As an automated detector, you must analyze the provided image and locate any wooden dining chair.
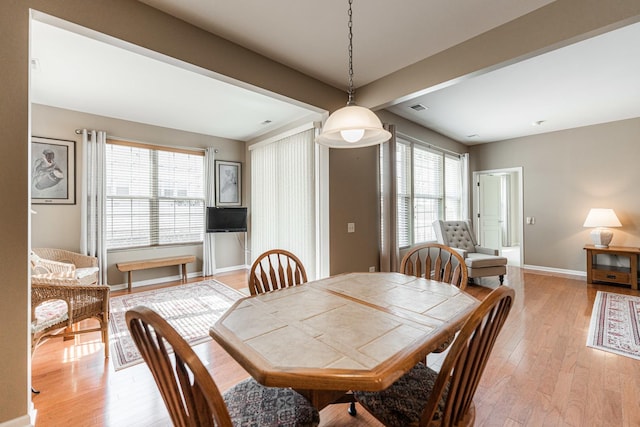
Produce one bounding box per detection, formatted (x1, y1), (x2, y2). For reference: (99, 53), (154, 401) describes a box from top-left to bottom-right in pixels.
(248, 249), (308, 295)
(354, 286), (515, 427)
(400, 243), (468, 290)
(125, 306), (320, 427)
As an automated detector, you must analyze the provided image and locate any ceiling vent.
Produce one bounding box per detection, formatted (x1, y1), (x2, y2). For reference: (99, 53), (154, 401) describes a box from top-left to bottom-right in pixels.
(409, 103), (427, 112)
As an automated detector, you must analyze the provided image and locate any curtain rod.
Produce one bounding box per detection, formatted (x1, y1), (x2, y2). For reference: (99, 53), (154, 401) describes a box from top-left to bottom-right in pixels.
(396, 131), (466, 157)
(74, 129), (215, 153)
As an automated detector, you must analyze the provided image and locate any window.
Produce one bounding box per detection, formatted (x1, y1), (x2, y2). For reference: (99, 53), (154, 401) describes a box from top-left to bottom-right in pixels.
(396, 138), (463, 247)
(105, 140), (204, 249)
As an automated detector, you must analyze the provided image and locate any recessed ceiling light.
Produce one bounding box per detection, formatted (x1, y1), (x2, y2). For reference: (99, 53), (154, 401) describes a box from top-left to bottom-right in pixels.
(466, 134), (479, 138)
(409, 103), (428, 112)
(532, 120), (546, 126)
(261, 120), (272, 125)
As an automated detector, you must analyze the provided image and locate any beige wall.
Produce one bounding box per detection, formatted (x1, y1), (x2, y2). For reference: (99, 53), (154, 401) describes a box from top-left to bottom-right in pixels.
(470, 117), (640, 271)
(4, 0), (640, 423)
(31, 104), (246, 286)
(329, 146), (380, 275)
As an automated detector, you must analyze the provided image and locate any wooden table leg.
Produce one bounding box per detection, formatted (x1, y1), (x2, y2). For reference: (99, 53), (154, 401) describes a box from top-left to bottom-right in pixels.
(631, 253), (638, 290)
(586, 248), (593, 284)
(295, 389), (352, 411)
(181, 263), (187, 281)
(128, 271), (133, 292)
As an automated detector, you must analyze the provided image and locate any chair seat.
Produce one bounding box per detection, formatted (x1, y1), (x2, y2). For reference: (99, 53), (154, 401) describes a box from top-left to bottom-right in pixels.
(465, 253), (508, 268)
(32, 300), (68, 333)
(354, 362), (448, 427)
(224, 378), (320, 427)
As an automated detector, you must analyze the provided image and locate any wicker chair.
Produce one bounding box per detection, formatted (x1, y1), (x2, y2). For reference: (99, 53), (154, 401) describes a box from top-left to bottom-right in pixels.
(248, 249), (308, 295)
(31, 274), (110, 357)
(400, 243), (468, 290)
(126, 306), (320, 426)
(31, 248), (99, 286)
(354, 286), (515, 427)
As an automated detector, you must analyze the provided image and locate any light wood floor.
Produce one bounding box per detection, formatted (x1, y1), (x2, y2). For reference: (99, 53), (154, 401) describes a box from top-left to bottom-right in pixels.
(31, 267), (640, 426)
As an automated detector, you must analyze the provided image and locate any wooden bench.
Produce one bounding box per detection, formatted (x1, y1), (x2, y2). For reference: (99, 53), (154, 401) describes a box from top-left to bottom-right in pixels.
(116, 255), (196, 292)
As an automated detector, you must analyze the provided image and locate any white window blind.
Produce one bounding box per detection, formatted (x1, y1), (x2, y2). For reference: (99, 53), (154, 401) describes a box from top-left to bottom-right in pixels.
(414, 145), (443, 243)
(396, 138), (463, 247)
(251, 129), (316, 279)
(105, 140), (204, 249)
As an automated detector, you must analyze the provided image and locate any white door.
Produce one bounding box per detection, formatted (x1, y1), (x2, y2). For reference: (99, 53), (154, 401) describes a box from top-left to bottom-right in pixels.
(478, 174), (502, 249)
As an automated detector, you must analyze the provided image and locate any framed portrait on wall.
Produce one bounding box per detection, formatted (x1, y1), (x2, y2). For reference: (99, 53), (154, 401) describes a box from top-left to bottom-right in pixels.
(215, 160), (241, 206)
(31, 136), (76, 205)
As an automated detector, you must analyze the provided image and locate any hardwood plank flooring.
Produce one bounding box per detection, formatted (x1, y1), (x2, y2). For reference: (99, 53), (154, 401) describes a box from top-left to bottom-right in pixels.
(31, 267), (640, 426)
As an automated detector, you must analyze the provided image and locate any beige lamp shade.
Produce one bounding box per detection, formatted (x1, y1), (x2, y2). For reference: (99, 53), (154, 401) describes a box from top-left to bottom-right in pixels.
(583, 208), (621, 248)
(315, 105), (391, 148)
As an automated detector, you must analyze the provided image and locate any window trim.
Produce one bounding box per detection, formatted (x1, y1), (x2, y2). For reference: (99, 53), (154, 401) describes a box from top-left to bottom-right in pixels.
(396, 135), (463, 248)
(105, 138), (205, 250)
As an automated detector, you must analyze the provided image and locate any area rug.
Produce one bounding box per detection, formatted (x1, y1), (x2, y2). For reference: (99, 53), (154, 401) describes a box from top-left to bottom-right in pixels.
(109, 280), (244, 370)
(587, 291), (640, 360)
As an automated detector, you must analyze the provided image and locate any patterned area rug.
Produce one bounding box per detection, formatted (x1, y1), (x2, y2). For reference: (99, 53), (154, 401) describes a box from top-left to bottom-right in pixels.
(587, 291), (640, 360)
(109, 279), (244, 370)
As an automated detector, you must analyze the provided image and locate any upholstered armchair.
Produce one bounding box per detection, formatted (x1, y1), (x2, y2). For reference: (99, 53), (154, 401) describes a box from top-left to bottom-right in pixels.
(433, 220), (507, 284)
(31, 248), (99, 286)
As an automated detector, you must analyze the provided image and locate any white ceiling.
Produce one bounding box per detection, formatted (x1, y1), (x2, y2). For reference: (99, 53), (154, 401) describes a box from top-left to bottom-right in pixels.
(30, 19), (321, 142)
(31, 2), (640, 144)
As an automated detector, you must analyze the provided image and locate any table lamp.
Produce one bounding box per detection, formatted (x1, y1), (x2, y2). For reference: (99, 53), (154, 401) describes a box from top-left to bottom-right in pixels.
(583, 208), (622, 248)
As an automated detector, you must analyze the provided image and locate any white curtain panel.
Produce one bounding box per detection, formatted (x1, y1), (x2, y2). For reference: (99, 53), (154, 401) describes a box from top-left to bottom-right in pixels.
(251, 128), (316, 279)
(379, 124), (399, 272)
(461, 153), (470, 221)
(202, 148), (216, 276)
(80, 129), (108, 285)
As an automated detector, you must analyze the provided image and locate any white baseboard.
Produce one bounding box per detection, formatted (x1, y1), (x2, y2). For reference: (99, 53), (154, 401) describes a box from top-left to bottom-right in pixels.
(109, 265), (249, 291)
(522, 264), (586, 280)
(215, 264), (250, 274)
(0, 414), (33, 427)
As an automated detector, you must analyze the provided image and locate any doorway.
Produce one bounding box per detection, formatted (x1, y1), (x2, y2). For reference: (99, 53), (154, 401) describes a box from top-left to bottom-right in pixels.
(472, 167), (523, 266)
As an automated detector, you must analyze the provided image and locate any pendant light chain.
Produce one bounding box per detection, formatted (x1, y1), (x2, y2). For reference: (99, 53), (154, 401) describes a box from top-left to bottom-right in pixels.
(315, 0), (391, 148)
(347, 0), (355, 105)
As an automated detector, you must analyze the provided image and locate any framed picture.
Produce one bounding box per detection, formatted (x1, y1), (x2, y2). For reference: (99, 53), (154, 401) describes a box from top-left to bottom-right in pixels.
(31, 136), (76, 205)
(215, 160), (241, 206)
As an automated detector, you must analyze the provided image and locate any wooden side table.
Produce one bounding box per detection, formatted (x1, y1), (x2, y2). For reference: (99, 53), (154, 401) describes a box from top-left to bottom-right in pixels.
(584, 245), (640, 290)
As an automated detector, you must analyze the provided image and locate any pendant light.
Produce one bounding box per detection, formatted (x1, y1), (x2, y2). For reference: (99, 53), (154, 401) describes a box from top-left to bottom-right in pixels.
(316, 0), (391, 148)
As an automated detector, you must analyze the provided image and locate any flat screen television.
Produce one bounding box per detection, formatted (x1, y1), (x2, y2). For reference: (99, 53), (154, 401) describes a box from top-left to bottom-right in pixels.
(206, 207), (247, 233)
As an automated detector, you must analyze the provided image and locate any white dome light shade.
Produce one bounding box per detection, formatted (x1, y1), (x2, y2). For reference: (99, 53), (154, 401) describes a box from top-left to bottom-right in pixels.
(316, 105), (391, 148)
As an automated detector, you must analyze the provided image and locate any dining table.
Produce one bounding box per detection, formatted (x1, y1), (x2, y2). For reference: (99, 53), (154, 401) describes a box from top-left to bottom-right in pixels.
(209, 271), (479, 410)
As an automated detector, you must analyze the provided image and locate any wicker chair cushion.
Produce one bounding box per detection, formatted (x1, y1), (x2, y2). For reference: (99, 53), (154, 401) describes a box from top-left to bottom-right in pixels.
(354, 362), (449, 427)
(224, 378), (320, 427)
(33, 300), (68, 333)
